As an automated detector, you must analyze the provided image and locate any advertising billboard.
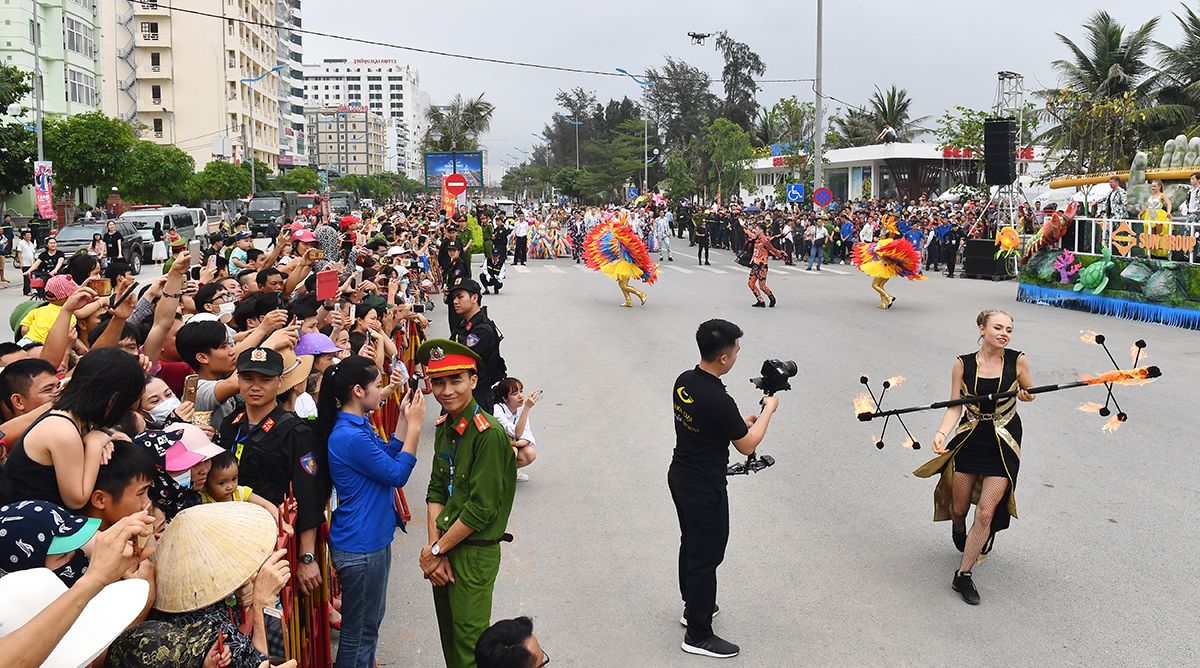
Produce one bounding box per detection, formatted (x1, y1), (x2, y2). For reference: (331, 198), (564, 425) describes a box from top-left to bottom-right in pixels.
(424, 151), (485, 189)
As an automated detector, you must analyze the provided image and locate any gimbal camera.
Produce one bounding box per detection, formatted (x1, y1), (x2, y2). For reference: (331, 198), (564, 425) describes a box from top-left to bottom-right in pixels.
(727, 360), (797, 476)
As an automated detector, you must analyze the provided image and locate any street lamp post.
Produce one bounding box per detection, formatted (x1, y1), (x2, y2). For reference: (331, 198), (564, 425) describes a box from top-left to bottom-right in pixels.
(556, 114), (583, 169)
(30, 4), (42, 162)
(616, 67), (656, 196)
(813, 0), (825, 193)
(240, 64), (284, 194)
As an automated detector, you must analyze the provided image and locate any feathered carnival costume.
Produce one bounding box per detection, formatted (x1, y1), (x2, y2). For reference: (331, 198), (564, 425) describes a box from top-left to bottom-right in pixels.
(583, 211), (659, 307)
(851, 236), (925, 309)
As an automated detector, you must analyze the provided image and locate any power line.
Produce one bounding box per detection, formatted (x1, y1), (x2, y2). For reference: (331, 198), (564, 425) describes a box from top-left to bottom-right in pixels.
(163, 3), (815, 85)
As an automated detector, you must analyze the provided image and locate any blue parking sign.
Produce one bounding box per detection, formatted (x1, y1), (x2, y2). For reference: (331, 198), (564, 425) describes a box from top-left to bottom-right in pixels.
(627, 186), (639, 199)
(786, 183), (805, 202)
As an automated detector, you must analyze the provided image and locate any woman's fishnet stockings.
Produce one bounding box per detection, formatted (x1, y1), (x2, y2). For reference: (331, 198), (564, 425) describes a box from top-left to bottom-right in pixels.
(954, 475), (1009, 572)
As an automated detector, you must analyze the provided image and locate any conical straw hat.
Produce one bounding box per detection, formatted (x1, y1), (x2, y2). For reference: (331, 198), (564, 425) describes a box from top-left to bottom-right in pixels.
(153, 502), (277, 613)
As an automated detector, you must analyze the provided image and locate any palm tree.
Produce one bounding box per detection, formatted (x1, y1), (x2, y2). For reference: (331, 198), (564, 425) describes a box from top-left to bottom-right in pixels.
(827, 107), (877, 148)
(421, 93), (495, 152)
(867, 85), (929, 141)
(1052, 11), (1159, 100)
(752, 107), (780, 147)
(1155, 3), (1200, 135)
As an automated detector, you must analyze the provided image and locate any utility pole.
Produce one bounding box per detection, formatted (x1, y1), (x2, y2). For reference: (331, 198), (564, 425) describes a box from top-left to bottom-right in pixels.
(31, 5), (43, 161)
(812, 0), (825, 194)
(643, 117), (649, 193)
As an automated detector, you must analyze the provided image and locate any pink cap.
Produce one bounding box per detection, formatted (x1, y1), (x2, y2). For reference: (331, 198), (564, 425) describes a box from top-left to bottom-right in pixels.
(163, 440), (206, 472)
(163, 422), (225, 461)
(292, 229), (317, 243)
(45, 275), (80, 300)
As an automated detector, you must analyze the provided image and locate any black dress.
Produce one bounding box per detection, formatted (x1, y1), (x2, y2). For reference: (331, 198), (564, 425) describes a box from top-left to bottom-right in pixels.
(5, 412), (81, 508)
(952, 374), (1023, 478)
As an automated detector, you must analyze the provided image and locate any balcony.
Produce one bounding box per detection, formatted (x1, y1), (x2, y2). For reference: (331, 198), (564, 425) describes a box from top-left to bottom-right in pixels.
(153, 130), (163, 139)
(151, 97), (162, 106)
(134, 1), (169, 15)
(140, 65), (169, 79)
(136, 32), (169, 47)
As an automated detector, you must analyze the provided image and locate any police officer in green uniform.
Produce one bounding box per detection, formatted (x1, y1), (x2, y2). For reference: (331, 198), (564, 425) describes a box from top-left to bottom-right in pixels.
(416, 338), (516, 668)
(218, 347), (331, 595)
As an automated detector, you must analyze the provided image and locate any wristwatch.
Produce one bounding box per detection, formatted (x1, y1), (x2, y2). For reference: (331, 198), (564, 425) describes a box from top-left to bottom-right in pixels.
(299, 552), (316, 564)
(430, 542), (444, 556)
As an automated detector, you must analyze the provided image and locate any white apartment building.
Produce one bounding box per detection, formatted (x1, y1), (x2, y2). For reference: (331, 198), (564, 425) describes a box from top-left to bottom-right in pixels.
(274, 0), (305, 168)
(99, 0), (284, 171)
(301, 58), (425, 178)
(305, 104), (385, 176)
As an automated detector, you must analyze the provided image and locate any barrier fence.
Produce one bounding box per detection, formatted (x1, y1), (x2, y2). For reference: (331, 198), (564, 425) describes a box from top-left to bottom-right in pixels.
(1070, 217), (1200, 263)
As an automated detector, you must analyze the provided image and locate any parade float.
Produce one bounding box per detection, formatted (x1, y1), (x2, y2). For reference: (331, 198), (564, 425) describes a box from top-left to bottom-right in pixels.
(1017, 135), (1200, 330)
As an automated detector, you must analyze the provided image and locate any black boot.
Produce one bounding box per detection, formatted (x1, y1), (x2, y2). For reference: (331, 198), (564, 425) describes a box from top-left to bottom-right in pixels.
(953, 529), (966, 553)
(752, 300), (766, 308)
(952, 570), (980, 605)
(768, 294), (776, 308)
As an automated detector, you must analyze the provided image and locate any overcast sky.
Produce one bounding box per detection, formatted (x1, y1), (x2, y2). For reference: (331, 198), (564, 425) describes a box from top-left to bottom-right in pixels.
(303, 1), (1189, 181)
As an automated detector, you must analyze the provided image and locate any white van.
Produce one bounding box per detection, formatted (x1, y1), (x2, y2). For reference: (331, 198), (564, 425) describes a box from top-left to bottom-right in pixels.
(117, 206), (200, 262)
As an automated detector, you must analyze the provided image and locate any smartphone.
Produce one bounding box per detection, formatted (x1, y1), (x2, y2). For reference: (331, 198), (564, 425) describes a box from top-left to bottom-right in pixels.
(109, 281), (139, 309)
(306, 248), (325, 261)
(207, 254), (217, 269)
(181, 374), (199, 406)
(411, 303), (425, 314)
(85, 276), (112, 297)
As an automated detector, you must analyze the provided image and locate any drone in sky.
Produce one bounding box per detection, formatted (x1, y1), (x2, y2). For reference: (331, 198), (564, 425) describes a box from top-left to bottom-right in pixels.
(688, 32), (712, 45)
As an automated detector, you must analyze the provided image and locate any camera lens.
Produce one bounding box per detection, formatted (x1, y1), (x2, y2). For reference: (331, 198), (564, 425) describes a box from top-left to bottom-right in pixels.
(782, 360), (798, 377)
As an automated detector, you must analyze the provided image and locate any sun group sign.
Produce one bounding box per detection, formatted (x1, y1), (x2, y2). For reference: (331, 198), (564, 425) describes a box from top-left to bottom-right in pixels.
(1110, 221), (1198, 256)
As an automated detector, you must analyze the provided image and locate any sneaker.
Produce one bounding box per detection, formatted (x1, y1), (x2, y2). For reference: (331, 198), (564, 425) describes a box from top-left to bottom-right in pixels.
(805, 266), (812, 271)
(952, 571), (980, 605)
(681, 633), (739, 659)
(668, 257), (674, 262)
(516, 471), (529, 482)
(680, 604), (720, 626)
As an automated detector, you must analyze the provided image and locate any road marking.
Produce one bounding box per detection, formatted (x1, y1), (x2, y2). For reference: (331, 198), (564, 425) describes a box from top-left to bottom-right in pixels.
(769, 268), (790, 276)
(723, 265), (749, 273)
(576, 265), (590, 272)
(514, 266), (531, 274)
(665, 265), (694, 274)
(824, 268), (851, 275)
(547, 265), (564, 274)
(779, 265), (814, 275)
(699, 265), (727, 274)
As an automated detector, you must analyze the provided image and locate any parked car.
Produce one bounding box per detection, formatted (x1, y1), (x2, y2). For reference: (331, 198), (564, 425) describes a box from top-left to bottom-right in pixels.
(117, 206), (198, 263)
(53, 221), (145, 275)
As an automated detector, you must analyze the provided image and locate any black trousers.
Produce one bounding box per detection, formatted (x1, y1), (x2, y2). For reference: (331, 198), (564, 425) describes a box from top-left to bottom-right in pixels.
(473, 385), (496, 414)
(696, 238), (710, 263)
(943, 243), (958, 276)
(514, 236), (528, 264)
(669, 474), (729, 639)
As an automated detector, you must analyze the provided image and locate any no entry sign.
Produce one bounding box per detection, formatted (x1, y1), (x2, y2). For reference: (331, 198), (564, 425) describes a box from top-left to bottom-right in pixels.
(444, 173), (468, 196)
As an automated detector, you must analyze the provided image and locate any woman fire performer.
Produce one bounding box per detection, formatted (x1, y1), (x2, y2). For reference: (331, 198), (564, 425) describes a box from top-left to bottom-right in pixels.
(913, 309), (1035, 606)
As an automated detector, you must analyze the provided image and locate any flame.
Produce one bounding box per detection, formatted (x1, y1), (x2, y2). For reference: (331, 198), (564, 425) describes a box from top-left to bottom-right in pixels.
(1130, 344), (1146, 368)
(1079, 366), (1157, 387)
(1077, 402), (1105, 414)
(854, 393), (876, 416)
(884, 375), (906, 388)
(1101, 414), (1123, 433)
(902, 436), (916, 449)
(1079, 330), (1099, 345)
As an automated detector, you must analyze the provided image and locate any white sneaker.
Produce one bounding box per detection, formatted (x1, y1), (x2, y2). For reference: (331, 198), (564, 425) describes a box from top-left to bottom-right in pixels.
(516, 471), (530, 482)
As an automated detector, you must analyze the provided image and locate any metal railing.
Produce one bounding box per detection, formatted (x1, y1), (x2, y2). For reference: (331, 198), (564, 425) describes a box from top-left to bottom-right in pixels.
(1071, 217), (1199, 265)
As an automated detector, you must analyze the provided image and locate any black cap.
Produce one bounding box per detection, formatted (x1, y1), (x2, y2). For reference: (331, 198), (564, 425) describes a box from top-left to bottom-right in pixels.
(446, 241), (462, 252)
(236, 347), (284, 376)
(448, 277), (481, 296)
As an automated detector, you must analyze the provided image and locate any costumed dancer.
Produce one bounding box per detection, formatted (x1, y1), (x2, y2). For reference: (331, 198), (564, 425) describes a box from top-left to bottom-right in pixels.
(528, 222), (552, 260)
(913, 310), (1035, 606)
(583, 213), (659, 307)
(570, 214), (586, 263)
(746, 225), (784, 308)
(850, 233), (926, 309)
(550, 224), (572, 258)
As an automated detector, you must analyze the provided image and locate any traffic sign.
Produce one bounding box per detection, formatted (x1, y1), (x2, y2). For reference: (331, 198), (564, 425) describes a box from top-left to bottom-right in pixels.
(627, 186), (639, 199)
(813, 187), (833, 207)
(786, 183), (805, 203)
(444, 173), (468, 196)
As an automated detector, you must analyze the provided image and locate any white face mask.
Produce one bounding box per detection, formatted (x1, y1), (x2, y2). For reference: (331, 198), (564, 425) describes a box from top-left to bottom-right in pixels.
(171, 469), (192, 488)
(148, 396), (181, 422)
(219, 302), (236, 317)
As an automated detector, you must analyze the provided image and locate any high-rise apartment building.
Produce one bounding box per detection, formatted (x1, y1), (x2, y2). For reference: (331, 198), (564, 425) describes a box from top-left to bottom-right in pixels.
(0, 0), (103, 118)
(99, 0), (284, 171)
(274, 0), (305, 169)
(304, 104), (385, 176)
(301, 58), (425, 178)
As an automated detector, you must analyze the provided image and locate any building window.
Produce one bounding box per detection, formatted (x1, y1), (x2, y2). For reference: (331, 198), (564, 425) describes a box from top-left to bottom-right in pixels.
(388, 76), (402, 81)
(65, 17), (93, 57)
(150, 51), (160, 67)
(368, 84), (381, 91)
(153, 118), (163, 134)
(150, 84), (161, 102)
(66, 68), (96, 106)
(367, 76), (381, 81)
(390, 93), (402, 100)
(347, 84), (359, 90)
(140, 21), (159, 39)
(69, 0), (94, 9)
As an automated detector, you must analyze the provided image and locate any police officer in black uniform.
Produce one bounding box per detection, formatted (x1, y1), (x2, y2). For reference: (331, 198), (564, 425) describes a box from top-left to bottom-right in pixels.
(218, 347), (330, 595)
(668, 319), (780, 659)
(447, 278), (507, 413)
(442, 241), (470, 332)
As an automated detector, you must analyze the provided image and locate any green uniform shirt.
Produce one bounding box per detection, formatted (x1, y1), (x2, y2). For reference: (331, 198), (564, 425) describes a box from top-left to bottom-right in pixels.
(426, 400), (516, 541)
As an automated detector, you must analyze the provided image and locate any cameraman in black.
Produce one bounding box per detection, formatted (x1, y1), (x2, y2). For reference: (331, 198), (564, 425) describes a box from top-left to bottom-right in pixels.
(669, 319), (780, 659)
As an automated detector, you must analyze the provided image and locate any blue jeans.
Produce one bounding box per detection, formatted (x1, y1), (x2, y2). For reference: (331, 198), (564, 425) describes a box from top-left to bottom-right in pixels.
(332, 545), (391, 668)
(807, 242), (823, 268)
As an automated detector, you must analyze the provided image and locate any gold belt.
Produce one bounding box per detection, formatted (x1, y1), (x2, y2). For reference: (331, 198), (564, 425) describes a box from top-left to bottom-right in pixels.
(967, 411), (999, 421)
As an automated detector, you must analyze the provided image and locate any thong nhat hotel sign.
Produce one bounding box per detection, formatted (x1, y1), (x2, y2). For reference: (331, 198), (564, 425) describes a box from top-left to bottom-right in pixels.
(1110, 221), (1197, 255)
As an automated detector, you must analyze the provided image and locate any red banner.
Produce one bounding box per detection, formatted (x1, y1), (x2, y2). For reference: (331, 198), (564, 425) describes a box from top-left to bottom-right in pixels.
(34, 161), (56, 220)
(441, 175), (457, 218)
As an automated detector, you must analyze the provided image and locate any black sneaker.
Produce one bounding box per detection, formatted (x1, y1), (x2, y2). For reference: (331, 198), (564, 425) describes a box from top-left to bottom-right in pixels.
(680, 604), (720, 626)
(682, 633), (739, 658)
(752, 301), (766, 308)
(952, 571), (980, 605)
